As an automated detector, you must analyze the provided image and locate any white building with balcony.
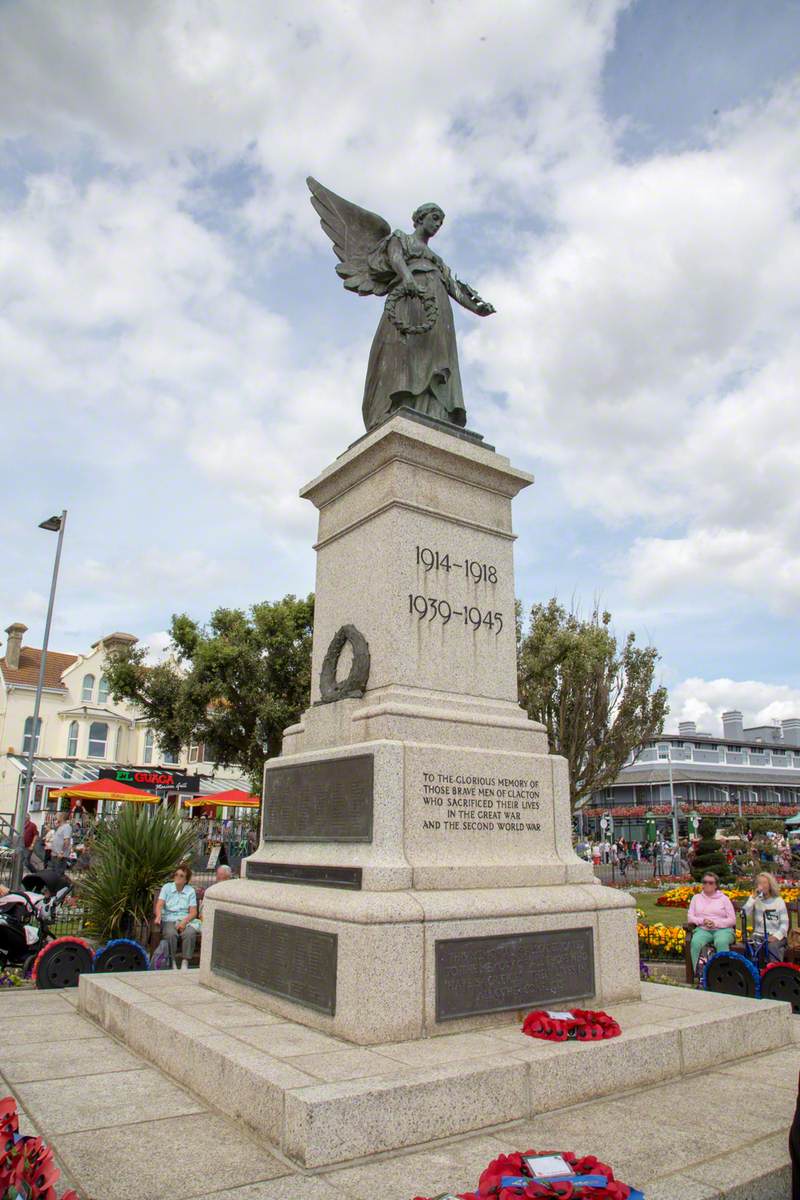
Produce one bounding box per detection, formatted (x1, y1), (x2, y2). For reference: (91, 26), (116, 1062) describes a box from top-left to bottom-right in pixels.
(586, 710), (800, 837)
(0, 622), (246, 825)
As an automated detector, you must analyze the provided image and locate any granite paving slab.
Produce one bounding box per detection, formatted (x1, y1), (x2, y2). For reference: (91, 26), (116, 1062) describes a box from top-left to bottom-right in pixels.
(14, 1067), (206, 1134)
(54, 1113), (290, 1200)
(187, 1182), (338, 1200)
(0, 1011), (107, 1048)
(1, 1035), (142, 1083)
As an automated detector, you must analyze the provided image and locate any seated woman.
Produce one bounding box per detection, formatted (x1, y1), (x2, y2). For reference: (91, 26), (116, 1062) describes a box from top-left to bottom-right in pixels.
(154, 862), (198, 971)
(687, 872), (737, 972)
(743, 871), (789, 962)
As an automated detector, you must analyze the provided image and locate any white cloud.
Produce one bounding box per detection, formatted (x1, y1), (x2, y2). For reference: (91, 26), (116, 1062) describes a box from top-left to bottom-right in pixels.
(466, 81), (800, 612)
(1, 0), (798, 667)
(0, 1), (622, 237)
(668, 677), (800, 734)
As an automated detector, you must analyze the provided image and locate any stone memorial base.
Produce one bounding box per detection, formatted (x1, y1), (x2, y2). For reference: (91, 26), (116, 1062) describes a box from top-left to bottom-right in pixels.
(200, 412), (642, 1043)
(78, 972), (795, 1170)
(199, 875), (637, 1044)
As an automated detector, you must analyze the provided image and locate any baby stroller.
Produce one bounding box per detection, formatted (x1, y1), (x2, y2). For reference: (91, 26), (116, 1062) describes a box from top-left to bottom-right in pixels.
(0, 869), (96, 987)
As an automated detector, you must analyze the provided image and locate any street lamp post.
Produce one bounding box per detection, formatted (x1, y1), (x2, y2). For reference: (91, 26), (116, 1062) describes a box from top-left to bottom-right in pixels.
(11, 511), (67, 889)
(668, 751), (678, 847)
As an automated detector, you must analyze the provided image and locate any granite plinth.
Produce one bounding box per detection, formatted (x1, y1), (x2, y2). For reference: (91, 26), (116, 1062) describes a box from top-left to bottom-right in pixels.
(78, 973), (795, 1171)
(199, 881), (637, 1043)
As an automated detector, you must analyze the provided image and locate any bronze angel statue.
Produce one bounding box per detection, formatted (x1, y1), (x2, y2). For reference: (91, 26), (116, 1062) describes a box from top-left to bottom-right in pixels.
(307, 177), (495, 432)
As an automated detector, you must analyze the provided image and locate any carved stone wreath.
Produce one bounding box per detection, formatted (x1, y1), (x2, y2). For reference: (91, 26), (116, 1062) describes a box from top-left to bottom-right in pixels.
(385, 280), (438, 336)
(318, 624), (371, 703)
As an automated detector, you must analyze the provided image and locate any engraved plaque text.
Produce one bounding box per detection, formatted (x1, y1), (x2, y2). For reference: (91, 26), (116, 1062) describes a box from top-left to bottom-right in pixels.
(211, 910), (337, 1015)
(263, 754), (373, 842)
(435, 927), (594, 1021)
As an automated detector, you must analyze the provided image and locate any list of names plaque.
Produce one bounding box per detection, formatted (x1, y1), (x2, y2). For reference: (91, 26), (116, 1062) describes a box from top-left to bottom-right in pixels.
(263, 753), (374, 842)
(435, 927), (594, 1020)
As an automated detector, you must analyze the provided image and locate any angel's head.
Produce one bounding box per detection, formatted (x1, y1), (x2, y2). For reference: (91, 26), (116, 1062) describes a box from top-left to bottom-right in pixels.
(412, 203), (444, 238)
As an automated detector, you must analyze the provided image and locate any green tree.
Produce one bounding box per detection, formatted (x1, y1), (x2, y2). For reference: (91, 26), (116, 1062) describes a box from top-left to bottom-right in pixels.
(103, 594), (314, 790)
(517, 599), (669, 810)
(691, 816), (731, 882)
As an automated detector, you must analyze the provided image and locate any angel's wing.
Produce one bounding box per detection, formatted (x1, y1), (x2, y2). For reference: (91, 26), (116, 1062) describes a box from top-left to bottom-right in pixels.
(307, 176), (392, 296)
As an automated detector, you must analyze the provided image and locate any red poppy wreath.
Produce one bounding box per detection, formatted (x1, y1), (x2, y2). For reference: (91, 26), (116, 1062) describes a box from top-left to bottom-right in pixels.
(521, 1008), (621, 1042)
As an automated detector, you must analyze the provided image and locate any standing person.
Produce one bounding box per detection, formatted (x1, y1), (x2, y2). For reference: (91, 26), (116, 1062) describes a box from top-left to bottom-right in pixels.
(43, 822), (54, 866)
(154, 863), (198, 970)
(743, 872), (789, 962)
(71, 801), (84, 837)
(687, 872), (737, 970)
(23, 816), (38, 871)
(50, 812), (72, 873)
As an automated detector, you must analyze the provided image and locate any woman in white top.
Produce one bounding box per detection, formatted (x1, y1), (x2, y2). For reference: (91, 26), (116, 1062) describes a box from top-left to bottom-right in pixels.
(743, 871), (789, 962)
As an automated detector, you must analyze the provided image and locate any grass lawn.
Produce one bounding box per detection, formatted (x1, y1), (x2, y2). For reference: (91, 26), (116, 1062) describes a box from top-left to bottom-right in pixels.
(631, 889), (689, 927)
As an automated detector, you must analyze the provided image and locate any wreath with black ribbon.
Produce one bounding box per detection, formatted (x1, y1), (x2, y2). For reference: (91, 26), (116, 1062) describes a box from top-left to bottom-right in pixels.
(521, 1008), (621, 1042)
(385, 279), (438, 336)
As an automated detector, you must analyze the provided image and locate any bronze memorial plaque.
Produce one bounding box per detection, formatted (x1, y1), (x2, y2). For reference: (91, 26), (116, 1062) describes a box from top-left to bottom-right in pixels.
(246, 861), (362, 889)
(211, 910), (337, 1015)
(435, 927), (595, 1021)
(263, 753), (373, 842)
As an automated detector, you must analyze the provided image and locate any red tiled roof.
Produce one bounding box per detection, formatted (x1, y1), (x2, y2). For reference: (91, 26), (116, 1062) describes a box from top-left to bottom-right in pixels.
(0, 647), (78, 689)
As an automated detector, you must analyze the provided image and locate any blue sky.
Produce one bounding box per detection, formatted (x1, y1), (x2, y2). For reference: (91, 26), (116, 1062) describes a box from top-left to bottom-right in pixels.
(1, 0), (799, 733)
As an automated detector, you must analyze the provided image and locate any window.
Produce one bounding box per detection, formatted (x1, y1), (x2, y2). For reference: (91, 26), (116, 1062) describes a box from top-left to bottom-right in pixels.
(161, 744), (179, 765)
(143, 729), (154, 764)
(67, 721), (79, 757)
(188, 742), (200, 763)
(98, 676), (110, 704)
(81, 674), (95, 702)
(88, 721), (108, 758)
(22, 716), (42, 755)
(114, 725), (124, 760)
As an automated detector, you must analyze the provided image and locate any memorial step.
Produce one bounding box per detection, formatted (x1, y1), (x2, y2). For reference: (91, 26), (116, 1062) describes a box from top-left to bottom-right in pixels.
(78, 973), (794, 1170)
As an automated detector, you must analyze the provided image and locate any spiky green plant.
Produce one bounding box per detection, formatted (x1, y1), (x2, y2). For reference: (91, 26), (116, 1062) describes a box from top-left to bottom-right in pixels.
(79, 805), (196, 942)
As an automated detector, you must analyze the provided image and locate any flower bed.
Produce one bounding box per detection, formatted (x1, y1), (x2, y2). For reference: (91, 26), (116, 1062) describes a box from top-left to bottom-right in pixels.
(657, 883), (800, 909)
(637, 922), (686, 960)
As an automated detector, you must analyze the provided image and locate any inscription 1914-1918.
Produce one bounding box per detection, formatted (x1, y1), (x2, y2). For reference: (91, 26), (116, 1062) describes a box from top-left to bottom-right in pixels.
(436, 927), (595, 1021)
(263, 754), (374, 843)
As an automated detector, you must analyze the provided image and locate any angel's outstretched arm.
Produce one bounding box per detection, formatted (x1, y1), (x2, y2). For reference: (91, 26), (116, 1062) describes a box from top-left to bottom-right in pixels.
(444, 268), (496, 316)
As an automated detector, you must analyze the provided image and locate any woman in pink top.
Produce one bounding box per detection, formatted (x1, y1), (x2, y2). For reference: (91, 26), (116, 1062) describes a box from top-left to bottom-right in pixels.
(687, 871), (737, 970)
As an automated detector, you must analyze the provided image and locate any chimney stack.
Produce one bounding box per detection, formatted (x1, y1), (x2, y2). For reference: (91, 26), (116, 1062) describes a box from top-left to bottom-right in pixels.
(722, 710), (744, 740)
(4, 623), (27, 670)
(678, 720), (696, 736)
(782, 718), (800, 747)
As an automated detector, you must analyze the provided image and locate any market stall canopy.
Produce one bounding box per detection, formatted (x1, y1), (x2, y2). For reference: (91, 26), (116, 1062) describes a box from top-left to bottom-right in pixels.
(784, 812), (800, 826)
(183, 788), (260, 809)
(50, 777), (160, 803)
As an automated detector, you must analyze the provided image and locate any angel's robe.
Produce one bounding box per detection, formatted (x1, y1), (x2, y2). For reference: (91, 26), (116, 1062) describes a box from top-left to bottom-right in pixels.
(362, 231), (468, 432)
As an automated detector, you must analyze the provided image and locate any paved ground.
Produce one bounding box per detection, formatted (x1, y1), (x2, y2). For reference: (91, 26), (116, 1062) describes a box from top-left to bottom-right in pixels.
(1, 983), (796, 1199)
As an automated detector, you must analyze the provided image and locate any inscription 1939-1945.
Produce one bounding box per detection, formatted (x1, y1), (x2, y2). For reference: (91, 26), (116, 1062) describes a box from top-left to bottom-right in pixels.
(211, 910), (337, 1015)
(263, 754), (373, 843)
(435, 927), (595, 1021)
